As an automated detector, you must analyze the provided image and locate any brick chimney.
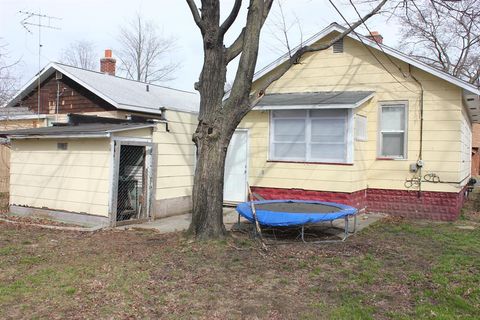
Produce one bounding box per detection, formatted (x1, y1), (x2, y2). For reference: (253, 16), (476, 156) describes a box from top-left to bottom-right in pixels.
(100, 49), (116, 75)
(366, 31), (383, 44)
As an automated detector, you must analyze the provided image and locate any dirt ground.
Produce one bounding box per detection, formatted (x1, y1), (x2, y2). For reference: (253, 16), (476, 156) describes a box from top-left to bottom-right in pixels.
(1, 210), (479, 320)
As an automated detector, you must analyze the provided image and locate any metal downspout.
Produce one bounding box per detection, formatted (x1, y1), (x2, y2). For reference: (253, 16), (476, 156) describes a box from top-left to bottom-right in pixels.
(409, 65), (424, 198)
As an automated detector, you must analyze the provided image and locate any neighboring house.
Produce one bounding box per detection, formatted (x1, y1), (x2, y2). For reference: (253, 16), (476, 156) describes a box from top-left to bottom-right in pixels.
(223, 23), (480, 221)
(0, 51), (198, 226)
(472, 123), (480, 176)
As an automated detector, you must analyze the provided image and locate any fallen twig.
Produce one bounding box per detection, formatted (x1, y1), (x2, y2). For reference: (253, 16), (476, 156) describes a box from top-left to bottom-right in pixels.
(0, 217), (104, 232)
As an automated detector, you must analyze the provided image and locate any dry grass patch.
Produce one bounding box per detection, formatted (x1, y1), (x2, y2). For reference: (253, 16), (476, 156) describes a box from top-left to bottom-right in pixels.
(0, 213), (479, 319)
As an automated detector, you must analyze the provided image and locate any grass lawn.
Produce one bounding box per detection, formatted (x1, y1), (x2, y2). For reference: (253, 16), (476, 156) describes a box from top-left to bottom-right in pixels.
(0, 215), (479, 319)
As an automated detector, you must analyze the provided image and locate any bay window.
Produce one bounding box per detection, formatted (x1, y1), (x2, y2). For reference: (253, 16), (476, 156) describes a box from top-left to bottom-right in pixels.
(270, 109), (352, 163)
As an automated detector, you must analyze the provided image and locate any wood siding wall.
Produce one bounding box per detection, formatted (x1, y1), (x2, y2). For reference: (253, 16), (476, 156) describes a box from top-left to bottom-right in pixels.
(153, 110), (196, 200)
(14, 73), (115, 115)
(9, 139), (111, 217)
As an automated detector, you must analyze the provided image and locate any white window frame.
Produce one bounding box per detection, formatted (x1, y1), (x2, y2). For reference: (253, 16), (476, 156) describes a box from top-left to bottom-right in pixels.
(269, 109), (354, 164)
(378, 101), (408, 159)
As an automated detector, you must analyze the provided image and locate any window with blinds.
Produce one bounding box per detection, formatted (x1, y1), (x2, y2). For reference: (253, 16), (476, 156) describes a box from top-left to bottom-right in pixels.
(270, 109), (350, 163)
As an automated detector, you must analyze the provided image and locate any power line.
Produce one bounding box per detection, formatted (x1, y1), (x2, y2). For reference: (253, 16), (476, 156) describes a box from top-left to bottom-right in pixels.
(19, 10), (61, 117)
(348, 0), (408, 77)
(327, 0), (417, 94)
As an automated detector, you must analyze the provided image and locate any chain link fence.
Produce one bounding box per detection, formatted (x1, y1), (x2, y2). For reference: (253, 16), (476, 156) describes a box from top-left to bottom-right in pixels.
(116, 145), (146, 222)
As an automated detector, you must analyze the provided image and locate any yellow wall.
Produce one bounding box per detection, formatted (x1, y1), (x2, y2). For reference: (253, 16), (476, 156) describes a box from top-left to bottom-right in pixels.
(153, 110), (196, 201)
(9, 138), (111, 216)
(242, 35), (467, 194)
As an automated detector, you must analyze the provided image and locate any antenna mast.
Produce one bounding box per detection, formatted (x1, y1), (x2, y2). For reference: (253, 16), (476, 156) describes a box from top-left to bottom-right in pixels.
(19, 10), (61, 119)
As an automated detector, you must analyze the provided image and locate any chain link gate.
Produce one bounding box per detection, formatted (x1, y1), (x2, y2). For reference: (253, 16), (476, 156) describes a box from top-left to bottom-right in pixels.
(111, 140), (154, 226)
(117, 145), (145, 221)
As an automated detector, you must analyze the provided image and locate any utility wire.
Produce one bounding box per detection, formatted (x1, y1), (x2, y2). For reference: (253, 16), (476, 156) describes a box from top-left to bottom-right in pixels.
(348, 0), (409, 77)
(327, 0), (418, 94)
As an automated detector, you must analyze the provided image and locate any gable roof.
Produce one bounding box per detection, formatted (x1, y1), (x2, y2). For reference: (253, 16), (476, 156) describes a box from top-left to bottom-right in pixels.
(5, 62), (199, 115)
(254, 23), (480, 96)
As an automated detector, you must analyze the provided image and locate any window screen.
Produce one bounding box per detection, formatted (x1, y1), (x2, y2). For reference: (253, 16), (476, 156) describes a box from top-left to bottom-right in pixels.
(271, 109), (349, 163)
(355, 115), (367, 141)
(379, 103), (407, 158)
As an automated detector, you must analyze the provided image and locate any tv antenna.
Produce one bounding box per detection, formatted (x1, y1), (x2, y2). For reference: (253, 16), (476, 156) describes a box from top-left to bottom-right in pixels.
(19, 10), (61, 117)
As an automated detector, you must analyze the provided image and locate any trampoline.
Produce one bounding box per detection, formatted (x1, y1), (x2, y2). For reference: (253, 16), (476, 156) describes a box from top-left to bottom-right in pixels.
(236, 200), (358, 243)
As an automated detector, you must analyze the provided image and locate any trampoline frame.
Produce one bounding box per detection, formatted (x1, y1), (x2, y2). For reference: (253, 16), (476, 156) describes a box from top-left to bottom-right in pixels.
(235, 200), (358, 244)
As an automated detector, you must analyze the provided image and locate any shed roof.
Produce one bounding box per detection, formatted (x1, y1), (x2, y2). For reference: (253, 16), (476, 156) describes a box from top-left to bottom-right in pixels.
(255, 91), (375, 110)
(4, 62), (199, 115)
(0, 122), (155, 139)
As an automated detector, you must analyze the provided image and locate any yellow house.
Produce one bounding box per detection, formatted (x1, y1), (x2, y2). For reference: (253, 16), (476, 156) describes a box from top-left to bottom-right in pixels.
(223, 23), (480, 221)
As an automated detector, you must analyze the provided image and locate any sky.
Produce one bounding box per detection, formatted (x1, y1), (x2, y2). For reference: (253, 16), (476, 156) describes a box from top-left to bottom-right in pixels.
(0, 0), (401, 92)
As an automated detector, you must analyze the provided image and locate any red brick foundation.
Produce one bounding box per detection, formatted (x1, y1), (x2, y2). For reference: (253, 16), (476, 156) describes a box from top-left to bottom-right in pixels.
(251, 186), (467, 221)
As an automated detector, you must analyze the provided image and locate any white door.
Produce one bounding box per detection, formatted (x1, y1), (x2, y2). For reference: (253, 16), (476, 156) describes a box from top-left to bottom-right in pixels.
(224, 130), (248, 202)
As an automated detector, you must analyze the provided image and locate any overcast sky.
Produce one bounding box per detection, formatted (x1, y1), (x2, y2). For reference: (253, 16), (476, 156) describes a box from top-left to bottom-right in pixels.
(0, 0), (400, 92)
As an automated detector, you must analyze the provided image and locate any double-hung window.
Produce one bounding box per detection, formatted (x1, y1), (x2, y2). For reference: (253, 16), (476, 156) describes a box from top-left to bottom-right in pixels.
(270, 109), (351, 163)
(379, 102), (407, 159)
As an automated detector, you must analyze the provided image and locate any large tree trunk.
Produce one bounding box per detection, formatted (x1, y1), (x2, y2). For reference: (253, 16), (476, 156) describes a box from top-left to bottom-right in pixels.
(189, 132), (229, 238)
(187, 1), (231, 239)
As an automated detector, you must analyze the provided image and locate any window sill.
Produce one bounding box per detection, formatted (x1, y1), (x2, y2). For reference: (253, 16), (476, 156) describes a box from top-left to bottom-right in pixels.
(267, 160), (354, 166)
(376, 157), (407, 161)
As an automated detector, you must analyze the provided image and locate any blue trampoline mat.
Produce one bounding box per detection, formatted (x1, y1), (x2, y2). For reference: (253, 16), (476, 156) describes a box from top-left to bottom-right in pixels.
(236, 200), (358, 227)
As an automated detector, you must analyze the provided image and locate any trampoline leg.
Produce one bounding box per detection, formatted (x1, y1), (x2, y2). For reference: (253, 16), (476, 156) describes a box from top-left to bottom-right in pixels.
(351, 215), (357, 234)
(342, 216), (349, 241)
(301, 226), (306, 243)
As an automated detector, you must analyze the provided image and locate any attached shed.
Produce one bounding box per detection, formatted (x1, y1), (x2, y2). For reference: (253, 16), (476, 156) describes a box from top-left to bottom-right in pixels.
(4, 122), (157, 226)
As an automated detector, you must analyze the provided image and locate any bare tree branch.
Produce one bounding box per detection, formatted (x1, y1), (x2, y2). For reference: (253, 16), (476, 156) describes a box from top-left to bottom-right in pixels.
(226, 0), (273, 63)
(60, 40), (97, 70)
(219, 0), (242, 36)
(392, 0), (480, 85)
(116, 13), (180, 83)
(0, 39), (21, 106)
(265, 0), (299, 57)
(186, 0), (205, 31)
